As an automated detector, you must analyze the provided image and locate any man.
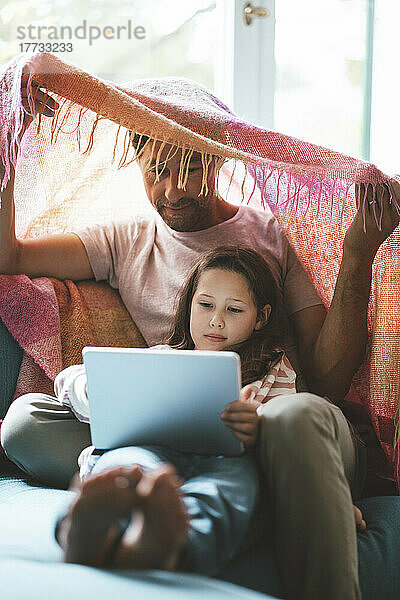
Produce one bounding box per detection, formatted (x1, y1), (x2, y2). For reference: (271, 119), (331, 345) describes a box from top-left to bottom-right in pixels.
(1, 81), (399, 599)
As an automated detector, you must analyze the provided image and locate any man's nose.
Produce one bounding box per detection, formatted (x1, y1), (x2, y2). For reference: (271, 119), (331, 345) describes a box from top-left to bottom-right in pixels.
(164, 169), (183, 203)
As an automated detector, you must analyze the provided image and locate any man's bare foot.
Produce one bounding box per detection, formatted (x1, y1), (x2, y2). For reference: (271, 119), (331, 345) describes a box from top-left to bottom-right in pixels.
(57, 464), (188, 571)
(114, 465), (189, 571)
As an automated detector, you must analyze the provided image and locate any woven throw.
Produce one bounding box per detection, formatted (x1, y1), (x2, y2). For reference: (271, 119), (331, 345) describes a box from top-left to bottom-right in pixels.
(0, 274), (145, 399)
(0, 51), (399, 482)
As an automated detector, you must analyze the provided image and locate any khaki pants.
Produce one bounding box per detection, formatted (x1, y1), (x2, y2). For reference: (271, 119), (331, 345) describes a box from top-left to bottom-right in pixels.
(1, 391), (365, 599)
(258, 393), (366, 600)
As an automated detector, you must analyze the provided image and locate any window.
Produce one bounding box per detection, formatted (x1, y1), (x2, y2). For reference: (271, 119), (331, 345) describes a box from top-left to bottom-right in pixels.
(1, 0), (398, 173)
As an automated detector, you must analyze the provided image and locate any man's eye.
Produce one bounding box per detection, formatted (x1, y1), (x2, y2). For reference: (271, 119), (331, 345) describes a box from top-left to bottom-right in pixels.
(149, 165), (169, 176)
(228, 307), (243, 313)
(188, 166), (201, 173)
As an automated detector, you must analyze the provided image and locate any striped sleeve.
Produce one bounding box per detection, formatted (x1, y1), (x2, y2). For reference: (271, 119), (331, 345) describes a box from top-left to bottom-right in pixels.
(251, 354), (297, 405)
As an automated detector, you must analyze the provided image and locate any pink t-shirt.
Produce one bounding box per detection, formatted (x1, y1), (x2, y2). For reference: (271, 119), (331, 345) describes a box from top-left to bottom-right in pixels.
(74, 204), (322, 388)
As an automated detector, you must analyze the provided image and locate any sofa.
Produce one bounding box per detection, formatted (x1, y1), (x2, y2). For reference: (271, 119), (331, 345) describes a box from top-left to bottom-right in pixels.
(1, 317), (400, 600)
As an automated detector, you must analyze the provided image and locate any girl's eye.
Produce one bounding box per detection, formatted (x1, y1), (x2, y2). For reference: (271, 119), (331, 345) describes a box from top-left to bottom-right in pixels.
(228, 307), (243, 313)
(199, 302), (212, 308)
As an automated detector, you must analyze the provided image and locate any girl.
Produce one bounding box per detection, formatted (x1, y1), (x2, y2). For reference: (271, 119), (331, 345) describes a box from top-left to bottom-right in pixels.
(55, 246), (297, 574)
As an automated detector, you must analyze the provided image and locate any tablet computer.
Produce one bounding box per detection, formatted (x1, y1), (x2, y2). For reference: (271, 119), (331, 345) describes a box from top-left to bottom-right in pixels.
(82, 346), (244, 456)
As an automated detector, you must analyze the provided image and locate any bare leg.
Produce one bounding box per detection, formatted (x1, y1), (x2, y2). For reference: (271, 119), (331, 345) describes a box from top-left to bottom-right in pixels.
(57, 464), (188, 570)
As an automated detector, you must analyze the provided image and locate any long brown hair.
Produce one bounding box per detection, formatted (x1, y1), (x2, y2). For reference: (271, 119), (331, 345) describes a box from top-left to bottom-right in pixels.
(164, 246), (285, 385)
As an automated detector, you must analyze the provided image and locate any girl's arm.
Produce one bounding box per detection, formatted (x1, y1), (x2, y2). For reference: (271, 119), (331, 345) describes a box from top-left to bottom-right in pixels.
(54, 364), (90, 423)
(259, 354), (297, 402)
(221, 354), (297, 447)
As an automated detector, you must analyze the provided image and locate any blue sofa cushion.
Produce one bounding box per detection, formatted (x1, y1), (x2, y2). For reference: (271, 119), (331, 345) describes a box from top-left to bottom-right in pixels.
(0, 473), (276, 600)
(1, 468), (400, 600)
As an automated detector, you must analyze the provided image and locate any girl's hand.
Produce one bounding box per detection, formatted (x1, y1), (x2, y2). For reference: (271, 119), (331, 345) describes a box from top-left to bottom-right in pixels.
(221, 385), (261, 448)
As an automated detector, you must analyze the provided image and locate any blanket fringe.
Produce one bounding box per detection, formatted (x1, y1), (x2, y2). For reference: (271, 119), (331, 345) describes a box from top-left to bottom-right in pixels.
(0, 74), (342, 213)
(4, 73), (400, 230)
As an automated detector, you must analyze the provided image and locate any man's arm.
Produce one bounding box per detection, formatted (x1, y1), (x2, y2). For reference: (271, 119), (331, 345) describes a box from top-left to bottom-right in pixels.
(0, 80), (94, 281)
(291, 182), (400, 402)
(0, 155), (94, 281)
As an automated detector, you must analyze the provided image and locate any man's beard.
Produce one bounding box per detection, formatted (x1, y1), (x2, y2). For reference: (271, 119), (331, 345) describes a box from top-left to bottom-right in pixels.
(156, 197), (213, 232)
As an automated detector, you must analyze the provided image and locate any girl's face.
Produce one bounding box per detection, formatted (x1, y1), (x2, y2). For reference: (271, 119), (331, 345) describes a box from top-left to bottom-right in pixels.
(190, 268), (271, 351)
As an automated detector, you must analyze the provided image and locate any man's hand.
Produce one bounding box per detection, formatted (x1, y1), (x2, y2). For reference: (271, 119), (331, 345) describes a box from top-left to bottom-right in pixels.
(221, 384), (261, 448)
(344, 181), (400, 262)
(1, 72), (58, 182)
(354, 504), (366, 532)
(19, 70), (58, 141)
